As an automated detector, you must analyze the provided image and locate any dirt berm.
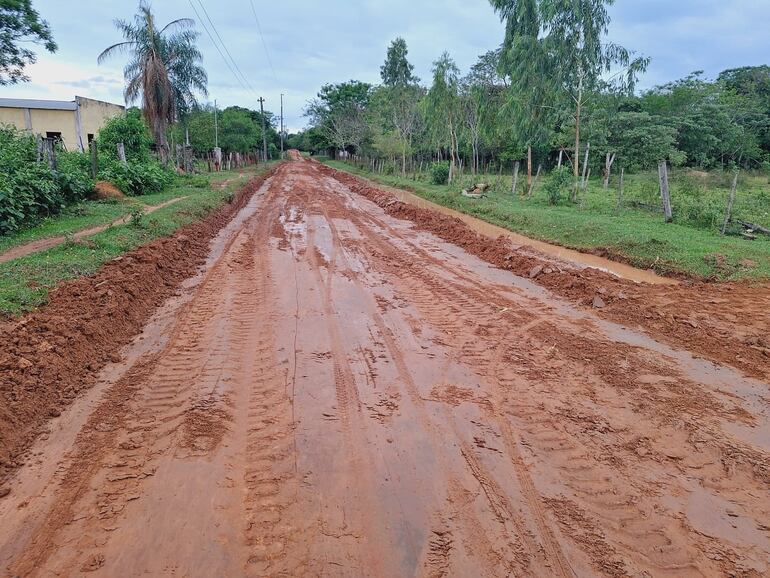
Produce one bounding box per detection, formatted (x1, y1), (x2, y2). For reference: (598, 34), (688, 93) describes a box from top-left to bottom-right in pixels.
(315, 161), (770, 383)
(0, 168), (278, 481)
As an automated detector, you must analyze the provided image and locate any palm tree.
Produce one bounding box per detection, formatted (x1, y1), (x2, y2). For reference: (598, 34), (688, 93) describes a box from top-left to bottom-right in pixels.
(98, 2), (207, 163)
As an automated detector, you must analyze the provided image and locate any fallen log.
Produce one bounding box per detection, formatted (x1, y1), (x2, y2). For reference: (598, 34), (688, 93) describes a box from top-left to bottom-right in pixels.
(738, 220), (770, 236)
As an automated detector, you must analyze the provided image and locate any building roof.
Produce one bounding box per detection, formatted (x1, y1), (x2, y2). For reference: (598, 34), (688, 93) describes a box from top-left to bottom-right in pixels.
(0, 98), (78, 111)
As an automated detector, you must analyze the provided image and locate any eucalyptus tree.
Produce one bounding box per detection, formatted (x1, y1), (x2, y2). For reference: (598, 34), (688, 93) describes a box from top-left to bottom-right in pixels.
(0, 0), (56, 85)
(490, 0), (557, 187)
(541, 0), (648, 198)
(98, 1), (207, 163)
(425, 52), (462, 183)
(377, 38), (422, 176)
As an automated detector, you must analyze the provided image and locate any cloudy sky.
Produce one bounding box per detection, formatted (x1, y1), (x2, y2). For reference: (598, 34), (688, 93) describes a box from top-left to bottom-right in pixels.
(2, 0), (769, 131)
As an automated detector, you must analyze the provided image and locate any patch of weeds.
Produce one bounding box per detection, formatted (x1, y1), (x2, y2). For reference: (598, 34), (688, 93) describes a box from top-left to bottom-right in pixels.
(129, 204), (145, 228)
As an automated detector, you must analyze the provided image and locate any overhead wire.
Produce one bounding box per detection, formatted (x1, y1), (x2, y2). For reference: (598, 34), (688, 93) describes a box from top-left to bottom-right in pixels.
(187, 0), (258, 100)
(195, 0), (259, 96)
(249, 0), (278, 84)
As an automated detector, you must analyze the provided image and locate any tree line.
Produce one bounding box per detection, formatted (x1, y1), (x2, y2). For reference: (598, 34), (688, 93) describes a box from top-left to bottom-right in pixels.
(296, 0), (770, 197)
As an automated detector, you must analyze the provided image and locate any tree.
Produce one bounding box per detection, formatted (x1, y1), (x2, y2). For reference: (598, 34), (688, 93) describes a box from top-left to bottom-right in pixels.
(98, 1), (207, 163)
(491, 0), (557, 186)
(305, 80), (372, 156)
(425, 52), (461, 183)
(542, 0), (648, 198)
(375, 38), (423, 176)
(0, 0), (56, 85)
(380, 37), (419, 87)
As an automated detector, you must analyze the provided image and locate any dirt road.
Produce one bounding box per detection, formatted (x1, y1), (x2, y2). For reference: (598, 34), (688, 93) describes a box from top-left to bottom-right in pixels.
(1, 157), (769, 577)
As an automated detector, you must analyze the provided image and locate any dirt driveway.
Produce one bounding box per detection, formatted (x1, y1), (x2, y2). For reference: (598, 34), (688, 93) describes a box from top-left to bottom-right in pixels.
(1, 157), (768, 577)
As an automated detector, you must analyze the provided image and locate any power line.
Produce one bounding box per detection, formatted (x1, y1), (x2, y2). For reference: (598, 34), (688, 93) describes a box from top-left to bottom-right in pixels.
(187, 0), (256, 99)
(249, 0), (278, 84)
(195, 0), (258, 96)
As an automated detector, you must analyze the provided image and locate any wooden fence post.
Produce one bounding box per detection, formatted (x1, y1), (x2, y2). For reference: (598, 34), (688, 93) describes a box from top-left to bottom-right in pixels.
(89, 140), (98, 178)
(721, 170), (739, 235)
(527, 164), (542, 198)
(512, 160), (520, 196)
(117, 142), (127, 166)
(658, 161), (673, 222)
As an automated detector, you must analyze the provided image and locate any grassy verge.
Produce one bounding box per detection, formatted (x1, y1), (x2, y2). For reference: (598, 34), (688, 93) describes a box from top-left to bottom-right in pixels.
(324, 160), (770, 281)
(0, 167), (256, 254)
(0, 163), (276, 315)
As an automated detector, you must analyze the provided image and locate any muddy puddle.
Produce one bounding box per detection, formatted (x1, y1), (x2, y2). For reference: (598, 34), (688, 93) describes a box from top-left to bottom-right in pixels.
(384, 184), (677, 285)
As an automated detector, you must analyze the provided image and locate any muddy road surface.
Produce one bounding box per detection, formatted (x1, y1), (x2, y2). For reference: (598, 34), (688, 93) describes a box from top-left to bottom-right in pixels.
(1, 157), (769, 577)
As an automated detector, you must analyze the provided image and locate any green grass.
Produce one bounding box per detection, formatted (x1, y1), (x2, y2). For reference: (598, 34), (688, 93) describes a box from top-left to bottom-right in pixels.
(325, 160), (770, 281)
(0, 167), (259, 254)
(0, 163), (276, 315)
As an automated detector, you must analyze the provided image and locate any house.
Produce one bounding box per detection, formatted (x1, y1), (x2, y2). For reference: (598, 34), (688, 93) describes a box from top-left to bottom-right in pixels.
(0, 96), (124, 152)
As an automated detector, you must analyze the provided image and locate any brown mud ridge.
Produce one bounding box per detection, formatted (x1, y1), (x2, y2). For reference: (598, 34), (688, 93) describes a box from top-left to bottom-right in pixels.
(0, 168), (276, 479)
(317, 161), (770, 383)
(0, 155), (769, 577)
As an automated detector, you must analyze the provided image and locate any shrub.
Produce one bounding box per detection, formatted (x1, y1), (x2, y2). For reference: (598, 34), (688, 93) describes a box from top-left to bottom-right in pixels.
(99, 161), (175, 196)
(0, 126), (92, 234)
(430, 161), (450, 185)
(97, 108), (152, 162)
(543, 167), (572, 205)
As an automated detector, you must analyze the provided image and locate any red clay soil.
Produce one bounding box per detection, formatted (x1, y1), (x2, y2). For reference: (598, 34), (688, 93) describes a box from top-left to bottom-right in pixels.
(92, 180), (125, 200)
(0, 168), (277, 481)
(0, 156), (767, 576)
(315, 161), (770, 382)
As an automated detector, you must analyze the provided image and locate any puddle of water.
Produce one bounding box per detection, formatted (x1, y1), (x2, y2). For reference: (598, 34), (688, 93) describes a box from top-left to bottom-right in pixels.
(385, 185), (677, 285)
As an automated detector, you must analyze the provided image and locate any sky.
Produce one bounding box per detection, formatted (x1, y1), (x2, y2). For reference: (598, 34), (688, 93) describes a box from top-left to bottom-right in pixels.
(2, 0), (769, 132)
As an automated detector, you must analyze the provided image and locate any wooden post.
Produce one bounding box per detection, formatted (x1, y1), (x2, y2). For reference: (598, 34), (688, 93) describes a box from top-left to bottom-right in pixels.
(89, 140), (98, 178)
(581, 141), (591, 189)
(527, 164), (542, 198)
(658, 161), (673, 223)
(721, 170), (739, 235)
(512, 160), (520, 196)
(117, 142), (127, 166)
(603, 152), (615, 189)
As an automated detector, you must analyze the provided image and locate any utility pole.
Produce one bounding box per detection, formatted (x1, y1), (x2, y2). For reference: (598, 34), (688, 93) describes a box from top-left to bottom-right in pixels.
(258, 97), (268, 161)
(280, 93), (284, 158)
(214, 99), (218, 148)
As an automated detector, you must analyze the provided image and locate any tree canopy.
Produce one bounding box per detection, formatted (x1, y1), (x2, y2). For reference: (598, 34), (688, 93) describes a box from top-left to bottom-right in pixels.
(0, 0), (56, 85)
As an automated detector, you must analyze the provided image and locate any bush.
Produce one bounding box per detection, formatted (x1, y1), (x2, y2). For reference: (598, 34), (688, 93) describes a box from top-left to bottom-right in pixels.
(0, 126), (92, 234)
(543, 167), (572, 205)
(97, 108), (152, 163)
(430, 161), (450, 185)
(56, 150), (94, 202)
(99, 161), (175, 196)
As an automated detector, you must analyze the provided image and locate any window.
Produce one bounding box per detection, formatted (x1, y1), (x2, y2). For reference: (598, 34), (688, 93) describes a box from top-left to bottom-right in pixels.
(46, 131), (62, 142)
(87, 133), (94, 144)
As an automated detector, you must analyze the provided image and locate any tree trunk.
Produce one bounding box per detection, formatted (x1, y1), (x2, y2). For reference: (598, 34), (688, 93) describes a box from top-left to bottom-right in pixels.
(558, 149), (563, 168)
(616, 167), (625, 211)
(572, 73), (584, 200)
(581, 141), (591, 190)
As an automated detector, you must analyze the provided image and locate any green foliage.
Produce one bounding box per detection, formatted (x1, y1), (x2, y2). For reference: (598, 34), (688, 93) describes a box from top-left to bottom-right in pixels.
(98, 1), (207, 162)
(0, 0), (57, 85)
(543, 166), (571, 205)
(380, 37), (419, 86)
(430, 161), (450, 185)
(99, 161), (175, 196)
(97, 108), (152, 162)
(0, 126), (93, 234)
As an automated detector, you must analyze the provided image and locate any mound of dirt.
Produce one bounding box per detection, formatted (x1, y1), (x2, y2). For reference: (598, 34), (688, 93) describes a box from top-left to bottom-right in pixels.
(92, 180), (126, 200)
(314, 161), (770, 382)
(0, 168), (277, 481)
